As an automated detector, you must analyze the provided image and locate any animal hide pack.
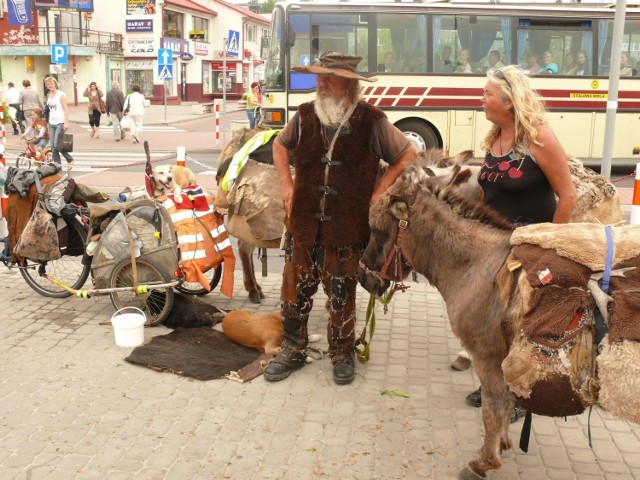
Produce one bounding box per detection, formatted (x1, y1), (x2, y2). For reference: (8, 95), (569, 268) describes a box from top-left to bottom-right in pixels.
(502, 223), (640, 423)
(225, 159), (286, 249)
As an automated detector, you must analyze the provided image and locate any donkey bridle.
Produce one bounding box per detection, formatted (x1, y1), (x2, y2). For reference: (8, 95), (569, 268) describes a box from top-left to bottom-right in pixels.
(359, 218), (411, 283)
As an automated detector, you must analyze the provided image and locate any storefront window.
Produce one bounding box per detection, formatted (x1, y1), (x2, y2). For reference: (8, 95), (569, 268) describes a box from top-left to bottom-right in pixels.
(163, 10), (184, 38)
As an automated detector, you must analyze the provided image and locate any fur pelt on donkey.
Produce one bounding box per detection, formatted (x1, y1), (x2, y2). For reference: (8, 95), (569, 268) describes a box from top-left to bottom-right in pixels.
(357, 156), (635, 479)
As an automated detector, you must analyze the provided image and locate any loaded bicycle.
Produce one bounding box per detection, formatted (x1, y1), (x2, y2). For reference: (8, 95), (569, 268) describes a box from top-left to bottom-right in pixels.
(1, 143), (226, 326)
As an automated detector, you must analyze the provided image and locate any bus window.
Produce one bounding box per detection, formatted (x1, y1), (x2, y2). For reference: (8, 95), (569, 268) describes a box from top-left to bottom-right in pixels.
(377, 13), (427, 73)
(264, 6), (284, 89)
(516, 18), (593, 76)
(433, 15), (507, 74)
(599, 18), (640, 76)
(288, 13), (370, 89)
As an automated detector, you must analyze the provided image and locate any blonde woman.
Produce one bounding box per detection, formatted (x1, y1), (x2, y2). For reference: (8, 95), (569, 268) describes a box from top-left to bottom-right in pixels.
(46, 76), (74, 170)
(461, 66), (577, 411)
(83, 81), (104, 138)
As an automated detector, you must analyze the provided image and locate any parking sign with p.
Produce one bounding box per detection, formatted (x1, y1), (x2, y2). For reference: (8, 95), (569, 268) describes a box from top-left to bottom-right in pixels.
(51, 44), (68, 64)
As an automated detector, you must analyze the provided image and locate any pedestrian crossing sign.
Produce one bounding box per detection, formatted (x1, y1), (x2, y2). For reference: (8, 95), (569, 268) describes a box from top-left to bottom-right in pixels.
(158, 64), (173, 80)
(227, 30), (239, 57)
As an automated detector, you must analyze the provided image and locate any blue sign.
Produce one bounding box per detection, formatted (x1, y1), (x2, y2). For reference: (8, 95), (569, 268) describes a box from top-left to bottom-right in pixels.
(158, 48), (172, 66)
(126, 19), (153, 32)
(227, 30), (239, 57)
(51, 44), (68, 64)
(179, 52), (194, 61)
(299, 54), (311, 66)
(158, 64), (173, 80)
(8, 0), (32, 26)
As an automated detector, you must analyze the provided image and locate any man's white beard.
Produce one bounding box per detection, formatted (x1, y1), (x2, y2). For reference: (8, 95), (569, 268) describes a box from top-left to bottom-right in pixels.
(315, 94), (347, 128)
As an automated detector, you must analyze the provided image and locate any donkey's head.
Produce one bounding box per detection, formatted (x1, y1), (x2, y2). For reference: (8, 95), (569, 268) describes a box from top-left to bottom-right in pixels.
(358, 161), (476, 296)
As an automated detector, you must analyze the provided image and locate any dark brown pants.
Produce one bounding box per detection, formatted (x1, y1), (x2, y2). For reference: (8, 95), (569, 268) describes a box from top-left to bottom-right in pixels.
(280, 234), (363, 359)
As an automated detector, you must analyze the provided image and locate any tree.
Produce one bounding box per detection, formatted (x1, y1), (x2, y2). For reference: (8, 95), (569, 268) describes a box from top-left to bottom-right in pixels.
(261, 0), (276, 13)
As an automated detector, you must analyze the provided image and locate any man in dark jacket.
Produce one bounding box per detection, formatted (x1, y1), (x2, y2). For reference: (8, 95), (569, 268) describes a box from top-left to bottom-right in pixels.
(265, 51), (415, 385)
(105, 81), (126, 141)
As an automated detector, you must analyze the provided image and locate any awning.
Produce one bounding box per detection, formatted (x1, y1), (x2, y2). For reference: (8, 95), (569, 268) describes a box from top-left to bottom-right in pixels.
(165, 0), (217, 16)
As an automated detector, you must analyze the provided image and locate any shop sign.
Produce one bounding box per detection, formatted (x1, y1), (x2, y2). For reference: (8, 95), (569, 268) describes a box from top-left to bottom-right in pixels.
(127, 38), (156, 55)
(125, 60), (154, 69)
(195, 42), (209, 56)
(126, 19), (153, 32)
(161, 37), (189, 54)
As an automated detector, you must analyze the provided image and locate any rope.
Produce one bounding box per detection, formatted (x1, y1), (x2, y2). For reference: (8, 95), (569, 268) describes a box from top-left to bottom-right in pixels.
(611, 170), (636, 183)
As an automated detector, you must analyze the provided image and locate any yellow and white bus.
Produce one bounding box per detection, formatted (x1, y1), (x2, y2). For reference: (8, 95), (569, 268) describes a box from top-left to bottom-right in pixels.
(261, 1), (640, 160)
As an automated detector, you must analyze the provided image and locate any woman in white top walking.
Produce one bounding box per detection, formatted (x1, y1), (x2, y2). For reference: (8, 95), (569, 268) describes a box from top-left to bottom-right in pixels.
(46, 76), (74, 170)
(123, 83), (145, 144)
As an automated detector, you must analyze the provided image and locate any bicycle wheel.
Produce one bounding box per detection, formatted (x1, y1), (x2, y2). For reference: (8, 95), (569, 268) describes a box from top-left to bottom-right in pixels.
(109, 256), (175, 326)
(175, 264), (223, 296)
(19, 215), (91, 298)
(16, 153), (31, 169)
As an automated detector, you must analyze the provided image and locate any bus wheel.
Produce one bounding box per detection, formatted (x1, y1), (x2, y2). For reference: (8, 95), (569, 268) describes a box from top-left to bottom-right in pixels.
(398, 121), (438, 152)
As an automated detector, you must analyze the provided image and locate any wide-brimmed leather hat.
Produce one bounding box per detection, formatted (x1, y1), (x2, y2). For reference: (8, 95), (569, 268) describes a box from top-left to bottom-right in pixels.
(292, 50), (377, 82)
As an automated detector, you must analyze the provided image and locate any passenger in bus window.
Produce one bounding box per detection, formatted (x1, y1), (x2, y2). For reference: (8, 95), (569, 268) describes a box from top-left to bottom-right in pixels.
(525, 53), (540, 74)
(537, 51), (558, 75)
(455, 48), (472, 73)
(483, 50), (505, 73)
(561, 53), (578, 75)
(575, 50), (588, 76)
(442, 46), (455, 72)
(382, 51), (400, 72)
(620, 52), (637, 77)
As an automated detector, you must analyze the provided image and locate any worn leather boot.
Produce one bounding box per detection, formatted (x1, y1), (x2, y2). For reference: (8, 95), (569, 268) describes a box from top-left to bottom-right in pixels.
(263, 348), (306, 382)
(332, 354), (355, 385)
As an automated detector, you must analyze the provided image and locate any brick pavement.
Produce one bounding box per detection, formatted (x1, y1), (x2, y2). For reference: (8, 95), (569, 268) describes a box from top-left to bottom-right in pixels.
(1, 262), (639, 479)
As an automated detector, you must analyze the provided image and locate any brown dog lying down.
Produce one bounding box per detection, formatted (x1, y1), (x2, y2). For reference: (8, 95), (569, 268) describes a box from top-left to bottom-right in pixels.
(222, 310), (321, 356)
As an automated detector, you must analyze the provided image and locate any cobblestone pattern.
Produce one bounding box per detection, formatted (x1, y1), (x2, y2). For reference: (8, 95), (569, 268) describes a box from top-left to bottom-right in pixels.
(0, 265), (639, 480)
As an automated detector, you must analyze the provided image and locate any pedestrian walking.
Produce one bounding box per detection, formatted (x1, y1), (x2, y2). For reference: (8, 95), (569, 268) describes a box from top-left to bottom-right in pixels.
(46, 76), (74, 170)
(123, 84), (145, 144)
(245, 81), (262, 128)
(105, 81), (126, 142)
(3, 82), (23, 135)
(83, 81), (104, 138)
(18, 79), (44, 130)
(264, 51), (414, 385)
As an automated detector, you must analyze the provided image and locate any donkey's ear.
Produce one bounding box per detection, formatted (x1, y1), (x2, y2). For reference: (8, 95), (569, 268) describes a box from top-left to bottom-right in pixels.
(389, 197), (409, 221)
(444, 164), (472, 188)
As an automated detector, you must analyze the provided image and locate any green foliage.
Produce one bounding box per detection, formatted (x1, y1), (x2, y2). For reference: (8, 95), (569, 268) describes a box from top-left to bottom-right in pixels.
(261, 0), (276, 13)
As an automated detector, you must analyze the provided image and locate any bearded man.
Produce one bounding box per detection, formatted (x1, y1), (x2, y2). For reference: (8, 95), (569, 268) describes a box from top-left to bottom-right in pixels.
(265, 51), (415, 385)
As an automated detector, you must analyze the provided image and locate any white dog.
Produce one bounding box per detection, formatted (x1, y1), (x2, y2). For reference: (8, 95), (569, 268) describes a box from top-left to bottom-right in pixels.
(152, 165), (197, 204)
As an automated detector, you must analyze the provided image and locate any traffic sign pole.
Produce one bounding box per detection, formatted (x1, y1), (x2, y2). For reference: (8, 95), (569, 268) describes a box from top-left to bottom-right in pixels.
(222, 37), (227, 146)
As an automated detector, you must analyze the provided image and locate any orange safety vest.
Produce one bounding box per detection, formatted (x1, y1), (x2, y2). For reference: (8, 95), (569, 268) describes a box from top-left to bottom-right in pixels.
(161, 191), (236, 297)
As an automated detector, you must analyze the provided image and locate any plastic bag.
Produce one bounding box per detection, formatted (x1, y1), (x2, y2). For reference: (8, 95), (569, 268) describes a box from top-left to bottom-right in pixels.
(100, 212), (141, 259)
(120, 116), (131, 132)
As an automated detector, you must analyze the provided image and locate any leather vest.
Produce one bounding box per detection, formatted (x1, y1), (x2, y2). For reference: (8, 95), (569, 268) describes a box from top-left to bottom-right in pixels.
(289, 100), (385, 246)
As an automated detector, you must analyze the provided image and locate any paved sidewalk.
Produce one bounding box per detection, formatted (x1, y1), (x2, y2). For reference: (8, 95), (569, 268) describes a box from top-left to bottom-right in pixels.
(1, 262), (639, 479)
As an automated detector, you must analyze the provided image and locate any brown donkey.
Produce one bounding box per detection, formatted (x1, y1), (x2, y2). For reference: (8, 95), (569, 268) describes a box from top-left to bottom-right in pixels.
(359, 162), (526, 479)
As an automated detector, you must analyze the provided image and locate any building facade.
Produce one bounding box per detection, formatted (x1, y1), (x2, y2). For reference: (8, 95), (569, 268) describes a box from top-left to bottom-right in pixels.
(0, 0), (269, 105)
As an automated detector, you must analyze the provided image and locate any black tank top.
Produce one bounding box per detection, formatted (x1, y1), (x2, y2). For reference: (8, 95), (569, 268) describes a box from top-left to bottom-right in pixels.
(477, 150), (556, 225)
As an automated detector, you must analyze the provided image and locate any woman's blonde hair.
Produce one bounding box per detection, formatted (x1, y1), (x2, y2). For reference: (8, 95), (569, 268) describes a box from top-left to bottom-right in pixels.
(481, 65), (547, 158)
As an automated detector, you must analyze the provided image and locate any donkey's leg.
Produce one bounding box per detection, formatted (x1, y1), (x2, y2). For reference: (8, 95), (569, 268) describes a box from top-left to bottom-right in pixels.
(238, 240), (263, 303)
(461, 360), (513, 479)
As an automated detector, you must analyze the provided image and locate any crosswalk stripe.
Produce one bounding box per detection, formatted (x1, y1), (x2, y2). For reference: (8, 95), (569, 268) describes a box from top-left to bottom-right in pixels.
(79, 125), (185, 132)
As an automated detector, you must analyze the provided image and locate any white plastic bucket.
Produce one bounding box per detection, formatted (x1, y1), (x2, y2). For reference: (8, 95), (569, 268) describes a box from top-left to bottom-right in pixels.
(111, 307), (146, 347)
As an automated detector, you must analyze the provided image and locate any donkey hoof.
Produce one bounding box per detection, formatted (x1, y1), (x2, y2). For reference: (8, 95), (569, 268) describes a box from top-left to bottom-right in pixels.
(259, 290), (266, 299)
(459, 466), (486, 480)
(248, 291), (263, 304)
